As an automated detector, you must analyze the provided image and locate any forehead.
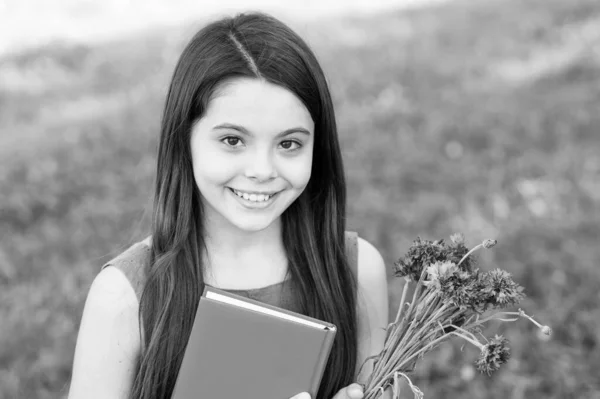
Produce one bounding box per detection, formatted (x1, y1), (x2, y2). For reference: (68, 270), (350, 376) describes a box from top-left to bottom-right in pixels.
(202, 78), (314, 132)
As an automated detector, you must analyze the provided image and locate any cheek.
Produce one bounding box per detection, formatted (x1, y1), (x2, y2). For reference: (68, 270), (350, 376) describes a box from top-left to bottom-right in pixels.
(190, 141), (235, 185)
(282, 152), (313, 188)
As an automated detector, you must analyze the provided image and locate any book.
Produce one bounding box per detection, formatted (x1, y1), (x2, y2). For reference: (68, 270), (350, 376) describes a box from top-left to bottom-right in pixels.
(171, 285), (338, 399)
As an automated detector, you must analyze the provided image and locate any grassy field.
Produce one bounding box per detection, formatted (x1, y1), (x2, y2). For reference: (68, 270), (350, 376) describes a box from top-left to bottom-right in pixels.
(1, 0), (599, 397)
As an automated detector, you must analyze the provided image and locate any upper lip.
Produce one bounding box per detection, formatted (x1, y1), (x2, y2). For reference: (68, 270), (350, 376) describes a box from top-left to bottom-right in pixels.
(230, 188), (280, 195)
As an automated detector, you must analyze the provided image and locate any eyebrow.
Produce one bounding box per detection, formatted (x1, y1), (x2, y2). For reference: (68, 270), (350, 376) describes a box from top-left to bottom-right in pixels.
(212, 123), (311, 137)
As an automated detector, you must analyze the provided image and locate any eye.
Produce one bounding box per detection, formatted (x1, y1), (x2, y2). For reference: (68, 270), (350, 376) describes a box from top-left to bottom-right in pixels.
(280, 140), (302, 151)
(221, 136), (244, 148)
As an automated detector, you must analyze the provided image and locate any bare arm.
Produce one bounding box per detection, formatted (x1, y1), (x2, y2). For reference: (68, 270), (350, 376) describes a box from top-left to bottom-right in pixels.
(68, 267), (141, 399)
(355, 237), (393, 399)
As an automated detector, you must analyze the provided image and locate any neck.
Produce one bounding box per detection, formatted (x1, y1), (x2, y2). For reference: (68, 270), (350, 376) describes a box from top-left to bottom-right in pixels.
(201, 214), (287, 280)
(204, 221), (284, 256)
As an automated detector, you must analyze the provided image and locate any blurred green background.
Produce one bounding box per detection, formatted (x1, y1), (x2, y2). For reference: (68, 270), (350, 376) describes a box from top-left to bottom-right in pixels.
(1, 0), (599, 397)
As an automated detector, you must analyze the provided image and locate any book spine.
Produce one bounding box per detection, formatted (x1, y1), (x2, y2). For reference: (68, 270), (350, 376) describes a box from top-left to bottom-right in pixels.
(310, 330), (335, 396)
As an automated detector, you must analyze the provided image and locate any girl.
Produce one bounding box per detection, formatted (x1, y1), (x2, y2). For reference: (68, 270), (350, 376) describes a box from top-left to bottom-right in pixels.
(68, 12), (389, 399)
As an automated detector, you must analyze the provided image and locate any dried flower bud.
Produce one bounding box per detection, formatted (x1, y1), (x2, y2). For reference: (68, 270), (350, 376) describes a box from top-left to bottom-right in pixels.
(450, 233), (466, 245)
(541, 325), (552, 336)
(482, 239), (497, 249)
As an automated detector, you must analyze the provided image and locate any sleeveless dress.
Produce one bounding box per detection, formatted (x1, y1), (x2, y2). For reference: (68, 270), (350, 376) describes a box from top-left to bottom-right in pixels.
(101, 231), (359, 314)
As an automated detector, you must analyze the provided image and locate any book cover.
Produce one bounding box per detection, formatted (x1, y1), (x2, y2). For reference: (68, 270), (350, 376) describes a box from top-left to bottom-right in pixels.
(171, 285), (337, 399)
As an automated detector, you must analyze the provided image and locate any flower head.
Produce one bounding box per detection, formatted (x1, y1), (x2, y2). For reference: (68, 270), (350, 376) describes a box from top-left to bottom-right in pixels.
(394, 237), (447, 281)
(437, 268), (481, 309)
(395, 234), (480, 281)
(475, 335), (511, 376)
(480, 269), (525, 309)
(424, 260), (458, 290)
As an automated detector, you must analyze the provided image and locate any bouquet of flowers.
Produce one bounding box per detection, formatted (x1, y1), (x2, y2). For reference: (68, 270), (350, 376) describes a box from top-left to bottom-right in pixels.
(357, 233), (551, 399)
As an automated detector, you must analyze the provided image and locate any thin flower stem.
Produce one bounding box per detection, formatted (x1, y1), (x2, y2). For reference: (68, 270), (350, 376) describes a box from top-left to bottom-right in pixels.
(457, 243), (482, 267)
(391, 311), (471, 371)
(397, 297), (446, 356)
(364, 379), (393, 399)
(394, 331), (462, 372)
(408, 286), (437, 325)
(382, 304), (424, 370)
(401, 300), (453, 351)
(471, 311), (528, 327)
(403, 271), (427, 318)
(397, 308), (460, 364)
(362, 297), (426, 385)
(371, 307), (537, 396)
(370, 370), (401, 396)
(366, 328), (406, 389)
(368, 305), (457, 393)
(366, 320), (483, 397)
(367, 329), (404, 390)
(419, 309), (464, 344)
(457, 239), (497, 266)
(418, 295), (446, 326)
(394, 277), (410, 324)
(517, 308), (546, 329)
(401, 294), (433, 345)
(365, 307), (472, 396)
(367, 301), (425, 393)
(373, 327), (409, 385)
(377, 277), (428, 370)
(442, 323), (480, 345)
(415, 291), (439, 325)
(401, 306), (451, 349)
(448, 330), (484, 350)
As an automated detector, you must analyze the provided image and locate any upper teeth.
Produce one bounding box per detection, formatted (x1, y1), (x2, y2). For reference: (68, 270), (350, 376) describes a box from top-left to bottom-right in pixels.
(233, 189), (273, 202)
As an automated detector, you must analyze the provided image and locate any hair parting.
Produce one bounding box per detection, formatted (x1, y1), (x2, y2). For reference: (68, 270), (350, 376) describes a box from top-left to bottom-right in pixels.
(228, 32), (263, 78)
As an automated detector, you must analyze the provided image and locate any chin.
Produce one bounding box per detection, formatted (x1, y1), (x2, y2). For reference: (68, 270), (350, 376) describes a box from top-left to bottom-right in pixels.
(231, 219), (275, 233)
(225, 210), (279, 232)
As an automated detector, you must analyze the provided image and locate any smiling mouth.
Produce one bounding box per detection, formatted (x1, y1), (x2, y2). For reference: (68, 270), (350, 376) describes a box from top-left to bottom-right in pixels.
(228, 188), (280, 203)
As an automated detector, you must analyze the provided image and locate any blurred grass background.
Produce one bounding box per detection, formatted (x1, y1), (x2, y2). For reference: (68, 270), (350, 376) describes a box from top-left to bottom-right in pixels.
(1, 0), (599, 397)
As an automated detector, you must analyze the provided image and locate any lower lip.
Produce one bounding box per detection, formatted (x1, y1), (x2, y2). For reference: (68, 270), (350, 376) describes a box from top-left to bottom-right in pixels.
(228, 188), (279, 209)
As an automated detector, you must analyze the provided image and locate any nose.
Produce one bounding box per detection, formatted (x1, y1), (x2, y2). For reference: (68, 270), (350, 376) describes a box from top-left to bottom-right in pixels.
(244, 147), (277, 182)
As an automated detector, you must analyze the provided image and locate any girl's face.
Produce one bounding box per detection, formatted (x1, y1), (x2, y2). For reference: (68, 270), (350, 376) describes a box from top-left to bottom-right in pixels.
(190, 78), (315, 233)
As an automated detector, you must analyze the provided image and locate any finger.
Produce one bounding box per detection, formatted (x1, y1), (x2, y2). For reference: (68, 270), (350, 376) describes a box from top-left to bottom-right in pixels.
(345, 383), (364, 399)
(331, 383), (364, 399)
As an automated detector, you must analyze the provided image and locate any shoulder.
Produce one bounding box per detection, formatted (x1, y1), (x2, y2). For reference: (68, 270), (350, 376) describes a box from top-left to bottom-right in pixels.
(69, 267), (140, 397)
(78, 268), (140, 336)
(88, 266), (140, 311)
(101, 236), (152, 303)
(356, 236), (387, 290)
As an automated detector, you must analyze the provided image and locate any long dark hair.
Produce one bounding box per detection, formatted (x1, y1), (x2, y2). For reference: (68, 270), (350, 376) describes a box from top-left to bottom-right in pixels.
(132, 12), (358, 399)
